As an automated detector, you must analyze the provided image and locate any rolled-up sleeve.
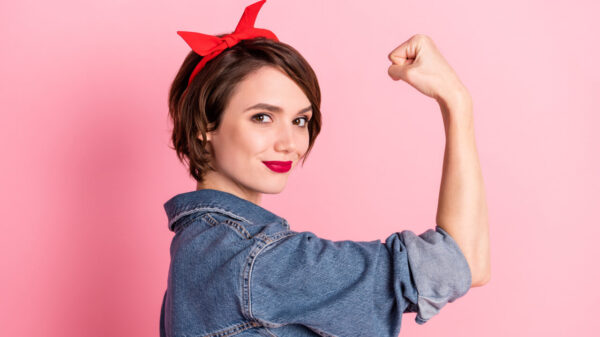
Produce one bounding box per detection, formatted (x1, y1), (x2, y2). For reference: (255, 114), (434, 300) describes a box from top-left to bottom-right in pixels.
(388, 226), (472, 324)
(250, 226), (472, 337)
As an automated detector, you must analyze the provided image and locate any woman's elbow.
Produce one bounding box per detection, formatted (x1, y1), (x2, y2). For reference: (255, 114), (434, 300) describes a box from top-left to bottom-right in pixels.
(470, 262), (491, 287)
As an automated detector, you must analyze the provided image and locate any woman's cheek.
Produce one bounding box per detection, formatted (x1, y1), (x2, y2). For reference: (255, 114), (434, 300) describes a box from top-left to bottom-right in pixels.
(245, 128), (272, 153)
(298, 131), (310, 152)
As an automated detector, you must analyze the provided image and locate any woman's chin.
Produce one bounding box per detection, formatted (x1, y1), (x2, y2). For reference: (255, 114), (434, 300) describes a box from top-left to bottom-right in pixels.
(253, 180), (288, 195)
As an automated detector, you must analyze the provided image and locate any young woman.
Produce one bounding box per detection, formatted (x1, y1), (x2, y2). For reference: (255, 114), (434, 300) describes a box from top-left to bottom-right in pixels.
(160, 1), (490, 337)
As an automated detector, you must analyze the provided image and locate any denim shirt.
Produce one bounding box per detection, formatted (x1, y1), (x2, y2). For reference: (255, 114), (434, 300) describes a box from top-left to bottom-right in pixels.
(160, 189), (471, 337)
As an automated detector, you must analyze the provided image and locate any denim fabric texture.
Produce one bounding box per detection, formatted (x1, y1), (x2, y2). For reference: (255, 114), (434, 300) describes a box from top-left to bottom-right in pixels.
(160, 189), (472, 337)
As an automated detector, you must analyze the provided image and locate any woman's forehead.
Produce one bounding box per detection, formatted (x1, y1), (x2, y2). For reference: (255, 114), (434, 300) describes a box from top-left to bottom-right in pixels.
(228, 66), (311, 111)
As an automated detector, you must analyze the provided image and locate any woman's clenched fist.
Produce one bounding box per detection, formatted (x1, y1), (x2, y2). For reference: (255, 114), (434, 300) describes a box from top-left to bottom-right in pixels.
(387, 34), (469, 106)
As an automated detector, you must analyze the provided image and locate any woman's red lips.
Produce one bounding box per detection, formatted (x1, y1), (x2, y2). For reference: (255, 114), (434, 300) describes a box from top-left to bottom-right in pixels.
(262, 161), (292, 173)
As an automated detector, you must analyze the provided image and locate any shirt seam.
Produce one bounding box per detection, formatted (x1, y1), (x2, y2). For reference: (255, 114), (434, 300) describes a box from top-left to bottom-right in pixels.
(241, 230), (297, 322)
(241, 230), (339, 337)
(169, 206), (253, 230)
(200, 320), (262, 337)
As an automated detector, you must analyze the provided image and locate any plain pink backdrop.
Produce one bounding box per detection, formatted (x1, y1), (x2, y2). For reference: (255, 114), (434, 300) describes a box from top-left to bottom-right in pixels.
(1, 0), (599, 336)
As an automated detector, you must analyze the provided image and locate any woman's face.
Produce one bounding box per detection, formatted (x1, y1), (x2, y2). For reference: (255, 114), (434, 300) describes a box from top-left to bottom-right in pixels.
(200, 65), (313, 203)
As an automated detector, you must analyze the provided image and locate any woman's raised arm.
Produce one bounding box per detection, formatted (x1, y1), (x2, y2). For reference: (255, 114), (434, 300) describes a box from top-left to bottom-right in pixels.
(387, 34), (491, 287)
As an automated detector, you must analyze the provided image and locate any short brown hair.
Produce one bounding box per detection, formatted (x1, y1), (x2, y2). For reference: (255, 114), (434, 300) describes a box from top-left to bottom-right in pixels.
(168, 36), (322, 183)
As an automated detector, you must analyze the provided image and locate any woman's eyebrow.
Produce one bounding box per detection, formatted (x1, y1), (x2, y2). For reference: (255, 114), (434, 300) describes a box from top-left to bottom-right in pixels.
(244, 103), (312, 114)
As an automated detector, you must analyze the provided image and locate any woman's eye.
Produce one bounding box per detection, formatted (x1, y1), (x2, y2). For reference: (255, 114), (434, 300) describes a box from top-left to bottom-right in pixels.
(296, 117), (310, 128)
(252, 113), (310, 127)
(251, 113), (272, 123)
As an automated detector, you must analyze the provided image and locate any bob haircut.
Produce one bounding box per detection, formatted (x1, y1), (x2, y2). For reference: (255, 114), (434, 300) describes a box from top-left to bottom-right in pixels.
(168, 36), (323, 184)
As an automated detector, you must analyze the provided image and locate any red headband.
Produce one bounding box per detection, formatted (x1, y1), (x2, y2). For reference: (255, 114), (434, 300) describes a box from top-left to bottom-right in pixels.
(177, 0), (279, 86)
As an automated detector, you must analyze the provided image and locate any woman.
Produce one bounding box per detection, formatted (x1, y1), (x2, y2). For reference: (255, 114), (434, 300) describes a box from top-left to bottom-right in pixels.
(160, 1), (490, 337)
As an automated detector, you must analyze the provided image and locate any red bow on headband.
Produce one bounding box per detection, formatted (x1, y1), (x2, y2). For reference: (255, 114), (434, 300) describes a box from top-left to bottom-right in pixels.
(177, 0), (279, 85)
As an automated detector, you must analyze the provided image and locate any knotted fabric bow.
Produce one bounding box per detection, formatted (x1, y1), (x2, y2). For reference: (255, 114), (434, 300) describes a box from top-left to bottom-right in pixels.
(177, 0), (279, 86)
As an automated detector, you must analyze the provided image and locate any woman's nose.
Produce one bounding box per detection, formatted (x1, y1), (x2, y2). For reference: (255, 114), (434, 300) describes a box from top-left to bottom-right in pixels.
(274, 123), (296, 153)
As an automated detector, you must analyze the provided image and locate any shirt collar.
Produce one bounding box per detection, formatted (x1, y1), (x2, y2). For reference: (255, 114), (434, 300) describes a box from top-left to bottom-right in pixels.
(164, 188), (288, 232)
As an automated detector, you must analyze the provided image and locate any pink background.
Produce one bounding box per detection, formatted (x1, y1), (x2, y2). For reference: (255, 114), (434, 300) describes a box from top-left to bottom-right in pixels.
(1, 0), (599, 336)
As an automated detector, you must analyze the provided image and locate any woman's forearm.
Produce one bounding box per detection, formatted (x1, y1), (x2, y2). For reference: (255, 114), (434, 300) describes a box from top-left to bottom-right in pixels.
(435, 90), (491, 287)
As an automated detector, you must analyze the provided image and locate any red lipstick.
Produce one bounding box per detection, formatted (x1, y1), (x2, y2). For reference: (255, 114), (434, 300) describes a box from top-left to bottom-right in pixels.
(262, 161), (292, 173)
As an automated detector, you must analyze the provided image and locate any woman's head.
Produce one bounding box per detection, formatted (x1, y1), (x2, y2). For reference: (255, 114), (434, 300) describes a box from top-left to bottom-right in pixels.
(168, 37), (322, 199)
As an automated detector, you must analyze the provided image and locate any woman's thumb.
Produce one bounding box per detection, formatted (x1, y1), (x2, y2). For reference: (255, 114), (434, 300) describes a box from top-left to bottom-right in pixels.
(387, 38), (417, 81)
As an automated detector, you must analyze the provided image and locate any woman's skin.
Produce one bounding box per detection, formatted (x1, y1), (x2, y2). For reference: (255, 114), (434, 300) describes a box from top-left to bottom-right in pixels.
(196, 65), (312, 205)
(198, 34), (491, 288)
(388, 34), (491, 287)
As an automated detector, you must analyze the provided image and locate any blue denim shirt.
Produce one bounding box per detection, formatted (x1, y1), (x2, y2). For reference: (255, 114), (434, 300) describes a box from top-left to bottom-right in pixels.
(160, 189), (471, 337)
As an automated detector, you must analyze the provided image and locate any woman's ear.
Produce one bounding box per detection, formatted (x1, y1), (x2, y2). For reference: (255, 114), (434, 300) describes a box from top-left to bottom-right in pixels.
(198, 132), (210, 143)
(201, 122), (217, 142)
(198, 131), (215, 160)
